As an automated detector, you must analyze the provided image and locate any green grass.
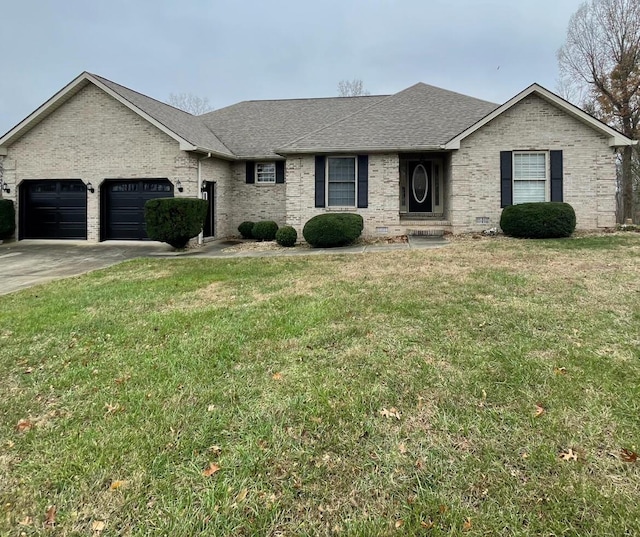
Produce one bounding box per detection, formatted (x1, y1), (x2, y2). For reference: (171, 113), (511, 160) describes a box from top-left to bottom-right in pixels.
(1, 235), (639, 536)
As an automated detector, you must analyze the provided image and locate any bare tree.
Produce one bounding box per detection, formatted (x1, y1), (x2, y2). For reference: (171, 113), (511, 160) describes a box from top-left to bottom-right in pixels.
(558, 0), (640, 222)
(337, 79), (371, 97)
(167, 93), (214, 115)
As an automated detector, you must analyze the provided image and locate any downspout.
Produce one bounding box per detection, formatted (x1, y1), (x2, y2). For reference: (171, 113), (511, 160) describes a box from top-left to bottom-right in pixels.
(197, 153), (212, 245)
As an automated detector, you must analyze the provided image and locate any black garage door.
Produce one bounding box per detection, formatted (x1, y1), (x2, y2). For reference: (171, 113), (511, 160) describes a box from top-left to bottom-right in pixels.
(102, 179), (173, 240)
(20, 180), (87, 239)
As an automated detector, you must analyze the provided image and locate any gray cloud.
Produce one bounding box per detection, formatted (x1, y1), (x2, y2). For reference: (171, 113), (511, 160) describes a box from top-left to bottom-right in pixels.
(0, 0), (584, 132)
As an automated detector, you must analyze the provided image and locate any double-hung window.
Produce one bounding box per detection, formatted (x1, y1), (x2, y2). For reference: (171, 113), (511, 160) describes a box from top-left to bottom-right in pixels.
(513, 152), (547, 204)
(256, 162), (276, 184)
(327, 157), (356, 206)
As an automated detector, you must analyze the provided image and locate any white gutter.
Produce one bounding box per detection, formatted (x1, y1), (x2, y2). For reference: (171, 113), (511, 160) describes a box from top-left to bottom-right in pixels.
(197, 153), (212, 245)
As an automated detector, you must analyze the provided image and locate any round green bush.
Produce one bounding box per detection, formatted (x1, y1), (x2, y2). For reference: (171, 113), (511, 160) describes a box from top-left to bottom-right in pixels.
(500, 202), (576, 239)
(302, 213), (364, 247)
(252, 220), (279, 241)
(144, 197), (208, 249)
(275, 225), (297, 247)
(0, 199), (16, 240)
(238, 221), (255, 239)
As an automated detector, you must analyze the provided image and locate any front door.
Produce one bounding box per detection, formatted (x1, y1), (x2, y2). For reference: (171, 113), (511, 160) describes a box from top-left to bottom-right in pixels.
(408, 162), (432, 212)
(203, 182), (215, 237)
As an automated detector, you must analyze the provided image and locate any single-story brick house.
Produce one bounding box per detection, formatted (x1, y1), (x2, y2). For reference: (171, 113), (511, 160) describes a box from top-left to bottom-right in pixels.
(0, 72), (633, 242)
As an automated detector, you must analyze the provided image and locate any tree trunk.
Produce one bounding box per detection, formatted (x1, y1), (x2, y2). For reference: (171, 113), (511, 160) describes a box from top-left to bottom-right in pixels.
(622, 145), (634, 222)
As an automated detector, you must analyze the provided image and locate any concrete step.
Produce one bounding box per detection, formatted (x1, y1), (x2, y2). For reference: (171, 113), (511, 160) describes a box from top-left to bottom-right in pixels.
(406, 228), (446, 237)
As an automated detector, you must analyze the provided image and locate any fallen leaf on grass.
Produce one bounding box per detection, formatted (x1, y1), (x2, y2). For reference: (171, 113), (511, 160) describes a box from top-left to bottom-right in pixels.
(44, 505), (56, 529)
(104, 403), (121, 415)
(534, 404), (545, 418)
(463, 518), (473, 531)
(554, 367), (567, 375)
(109, 480), (127, 490)
(91, 520), (106, 532)
(16, 419), (34, 433)
(394, 519), (404, 529)
(621, 448), (638, 463)
(439, 504), (448, 514)
(379, 407), (401, 420)
(398, 443), (407, 454)
(236, 487), (248, 503)
(19, 516), (33, 526)
(207, 405), (216, 412)
(272, 372), (283, 380)
(202, 462), (221, 477)
(559, 448), (578, 461)
(421, 519), (435, 529)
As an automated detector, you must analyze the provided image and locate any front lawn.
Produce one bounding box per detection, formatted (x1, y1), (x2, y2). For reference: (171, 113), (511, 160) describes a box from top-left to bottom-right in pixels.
(1, 235), (639, 535)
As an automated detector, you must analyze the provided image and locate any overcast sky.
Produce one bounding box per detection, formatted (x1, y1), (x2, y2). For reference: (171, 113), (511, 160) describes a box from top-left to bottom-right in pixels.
(0, 0), (586, 133)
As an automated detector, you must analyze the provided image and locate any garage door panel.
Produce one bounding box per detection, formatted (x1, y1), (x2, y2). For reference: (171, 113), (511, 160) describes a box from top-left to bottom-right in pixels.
(20, 180), (87, 240)
(102, 179), (173, 240)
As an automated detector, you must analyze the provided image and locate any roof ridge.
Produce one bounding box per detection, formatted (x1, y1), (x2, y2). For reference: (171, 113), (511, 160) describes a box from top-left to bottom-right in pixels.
(277, 84), (419, 151)
(275, 88), (402, 151)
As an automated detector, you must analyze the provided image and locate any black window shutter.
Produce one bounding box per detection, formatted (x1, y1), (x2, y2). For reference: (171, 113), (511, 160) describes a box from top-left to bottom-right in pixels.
(500, 151), (513, 208)
(357, 155), (368, 208)
(246, 162), (255, 184)
(275, 161), (285, 183)
(315, 156), (326, 208)
(550, 150), (563, 202)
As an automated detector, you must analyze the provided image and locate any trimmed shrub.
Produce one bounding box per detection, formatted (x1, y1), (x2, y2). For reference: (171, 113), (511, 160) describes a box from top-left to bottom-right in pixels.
(238, 221), (255, 239)
(276, 225), (297, 247)
(252, 220), (279, 241)
(145, 197), (208, 249)
(0, 199), (15, 240)
(500, 202), (576, 239)
(303, 213), (364, 247)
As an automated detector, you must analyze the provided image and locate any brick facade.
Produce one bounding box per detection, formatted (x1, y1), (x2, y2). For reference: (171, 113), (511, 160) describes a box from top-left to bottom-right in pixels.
(0, 83), (620, 242)
(229, 162), (287, 234)
(1, 83), (227, 241)
(450, 94), (617, 232)
(285, 154), (401, 238)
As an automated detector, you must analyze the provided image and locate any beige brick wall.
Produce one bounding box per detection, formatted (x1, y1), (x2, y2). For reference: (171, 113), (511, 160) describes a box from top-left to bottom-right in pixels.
(200, 157), (233, 238)
(450, 94), (617, 232)
(285, 154), (400, 238)
(3, 83), (207, 241)
(228, 162), (286, 235)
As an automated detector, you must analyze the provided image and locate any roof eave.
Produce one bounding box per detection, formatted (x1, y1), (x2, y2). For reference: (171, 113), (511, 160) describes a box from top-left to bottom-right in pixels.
(187, 145), (237, 160)
(276, 145), (447, 155)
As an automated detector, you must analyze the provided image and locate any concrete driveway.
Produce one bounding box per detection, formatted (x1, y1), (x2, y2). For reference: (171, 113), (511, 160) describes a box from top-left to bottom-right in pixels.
(0, 240), (170, 296)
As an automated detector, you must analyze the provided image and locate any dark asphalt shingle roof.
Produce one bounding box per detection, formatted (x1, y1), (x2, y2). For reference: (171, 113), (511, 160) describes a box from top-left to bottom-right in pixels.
(278, 83), (500, 153)
(89, 75), (498, 158)
(199, 95), (388, 158)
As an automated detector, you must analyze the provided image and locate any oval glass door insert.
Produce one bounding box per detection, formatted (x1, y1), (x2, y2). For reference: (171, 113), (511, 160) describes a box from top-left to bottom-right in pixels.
(412, 164), (428, 204)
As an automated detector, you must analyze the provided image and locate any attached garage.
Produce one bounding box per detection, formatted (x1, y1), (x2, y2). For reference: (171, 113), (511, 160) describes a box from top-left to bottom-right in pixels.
(19, 180), (87, 239)
(101, 179), (173, 240)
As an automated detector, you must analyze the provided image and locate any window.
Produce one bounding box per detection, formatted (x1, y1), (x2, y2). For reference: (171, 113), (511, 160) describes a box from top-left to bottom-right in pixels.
(513, 152), (547, 204)
(327, 157), (356, 206)
(256, 162), (276, 184)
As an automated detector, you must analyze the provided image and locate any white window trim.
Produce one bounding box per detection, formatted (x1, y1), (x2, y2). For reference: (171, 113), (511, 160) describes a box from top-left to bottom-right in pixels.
(255, 162), (276, 185)
(512, 151), (549, 204)
(326, 155), (358, 208)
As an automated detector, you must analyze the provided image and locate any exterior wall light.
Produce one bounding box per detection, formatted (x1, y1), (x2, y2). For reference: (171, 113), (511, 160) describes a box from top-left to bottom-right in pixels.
(176, 180), (184, 192)
(201, 180), (208, 192)
(1, 180), (9, 194)
(86, 182), (95, 193)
